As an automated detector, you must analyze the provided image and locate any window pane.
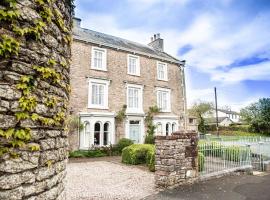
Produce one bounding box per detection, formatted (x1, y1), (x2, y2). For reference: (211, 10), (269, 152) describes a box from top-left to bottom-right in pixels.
(93, 50), (103, 69)
(91, 83), (105, 106)
(129, 57), (137, 74)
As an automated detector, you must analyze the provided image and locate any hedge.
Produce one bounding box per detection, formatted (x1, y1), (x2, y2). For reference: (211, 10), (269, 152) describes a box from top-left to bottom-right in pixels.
(115, 138), (134, 153)
(198, 152), (205, 172)
(223, 146), (250, 162)
(69, 150), (107, 158)
(122, 144), (155, 171)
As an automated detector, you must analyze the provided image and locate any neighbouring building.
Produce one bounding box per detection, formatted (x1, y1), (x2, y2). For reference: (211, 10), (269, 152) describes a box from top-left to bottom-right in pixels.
(69, 18), (188, 150)
(204, 108), (241, 127)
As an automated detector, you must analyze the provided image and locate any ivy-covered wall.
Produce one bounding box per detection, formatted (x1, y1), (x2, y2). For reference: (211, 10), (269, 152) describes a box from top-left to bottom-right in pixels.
(0, 0), (73, 199)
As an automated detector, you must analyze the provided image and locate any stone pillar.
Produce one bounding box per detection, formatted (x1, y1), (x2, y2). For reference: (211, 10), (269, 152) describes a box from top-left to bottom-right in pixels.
(155, 131), (198, 189)
(0, 0), (72, 199)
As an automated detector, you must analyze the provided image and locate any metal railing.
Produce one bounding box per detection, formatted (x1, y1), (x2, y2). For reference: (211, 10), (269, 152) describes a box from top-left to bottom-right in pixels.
(199, 135), (270, 172)
(198, 141), (252, 178)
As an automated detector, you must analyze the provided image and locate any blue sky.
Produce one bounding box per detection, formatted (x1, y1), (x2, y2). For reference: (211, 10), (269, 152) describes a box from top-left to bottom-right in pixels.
(75, 0), (270, 111)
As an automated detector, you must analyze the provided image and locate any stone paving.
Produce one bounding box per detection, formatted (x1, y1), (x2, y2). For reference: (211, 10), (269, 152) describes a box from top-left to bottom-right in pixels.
(66, 158), (157, 200)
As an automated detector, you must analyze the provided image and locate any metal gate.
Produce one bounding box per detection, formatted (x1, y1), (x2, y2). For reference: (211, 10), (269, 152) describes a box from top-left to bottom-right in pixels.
(198, 141), (252, 179)
(199, 135), (270, 178)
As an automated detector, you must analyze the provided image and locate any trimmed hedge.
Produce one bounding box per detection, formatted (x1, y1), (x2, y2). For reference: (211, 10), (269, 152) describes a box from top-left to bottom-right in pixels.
(223, 146), (250, 162)
(122, 144), (155, 171)
(69, 150), (107, 158)
(198, 152), (205, 172)
(199, 141), (223, 157)
(116, 138), (134, 153)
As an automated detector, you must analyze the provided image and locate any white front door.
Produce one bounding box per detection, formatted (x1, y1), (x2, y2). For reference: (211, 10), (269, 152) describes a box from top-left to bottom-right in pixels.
(129, 120), (141, 143)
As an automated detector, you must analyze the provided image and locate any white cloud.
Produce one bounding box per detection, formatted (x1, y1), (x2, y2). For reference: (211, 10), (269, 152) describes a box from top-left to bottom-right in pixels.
(211, 61), (270, 83)
(75, 1), (270, 110)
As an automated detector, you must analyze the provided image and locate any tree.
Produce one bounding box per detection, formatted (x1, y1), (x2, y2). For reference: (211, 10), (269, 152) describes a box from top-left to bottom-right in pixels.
(189, 101), (213, 133)
(240, 98), (270, 134)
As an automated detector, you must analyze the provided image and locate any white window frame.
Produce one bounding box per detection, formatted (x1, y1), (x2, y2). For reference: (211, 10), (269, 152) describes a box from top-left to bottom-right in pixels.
(126, 83), (144, 114)
(91, 46), (107, 71)
(88, 78), (109, 109)
(157, 61), (168, 81)
(156, 87), (171, 112)
(127, 54), (140, 76)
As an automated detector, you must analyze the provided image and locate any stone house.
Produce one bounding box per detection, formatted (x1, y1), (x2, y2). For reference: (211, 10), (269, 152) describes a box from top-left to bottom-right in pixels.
(69, 18), (187, 150)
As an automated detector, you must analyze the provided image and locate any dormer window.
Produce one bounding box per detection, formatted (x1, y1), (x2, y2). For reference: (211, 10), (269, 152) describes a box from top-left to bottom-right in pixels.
(127, 55), (140, 76)
(157, 62), (168, 81)
(91, 47), (107, 71)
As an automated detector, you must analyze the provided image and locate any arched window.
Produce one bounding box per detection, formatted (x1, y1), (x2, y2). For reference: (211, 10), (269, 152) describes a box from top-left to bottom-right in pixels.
(80, 122), (90, 148)
(172, 123), (177, 133)
(94, 122), (101, 145)
(166, 123), (171, 136)
(156, 123), (162, 135)
(103, 122), (109, 145)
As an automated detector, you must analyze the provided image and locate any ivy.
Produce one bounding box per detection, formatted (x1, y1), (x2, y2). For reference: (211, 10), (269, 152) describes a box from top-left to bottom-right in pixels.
(115, 105), (127, 124)
(19, 96), (37, 112)
(0, 9), (20, 21)
(0, 35), (20, 58)
(0, 0), (72, 159)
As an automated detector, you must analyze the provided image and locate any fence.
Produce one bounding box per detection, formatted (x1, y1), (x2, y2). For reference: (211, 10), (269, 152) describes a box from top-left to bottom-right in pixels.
(200, 135), (270, 172)
(198, 141), (252, 179)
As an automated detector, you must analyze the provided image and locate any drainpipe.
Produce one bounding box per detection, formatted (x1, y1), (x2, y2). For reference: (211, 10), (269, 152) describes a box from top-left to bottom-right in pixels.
(180, 60), (188, 130)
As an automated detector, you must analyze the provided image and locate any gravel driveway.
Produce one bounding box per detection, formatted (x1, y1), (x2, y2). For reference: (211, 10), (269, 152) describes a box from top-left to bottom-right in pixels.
(66, 159), (156, 200)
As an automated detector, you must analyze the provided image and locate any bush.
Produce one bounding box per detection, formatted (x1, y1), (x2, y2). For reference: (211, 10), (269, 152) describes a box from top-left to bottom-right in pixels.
(69, 150), (107, 158)
(122, 144), (155, 171)
(116, 138), (134, 153)
(146, 147), (155, 172)
(223, 146), (250, 162)
(199, 141), (223, 157)
(144, 134), (154, 144)
(198, 152), (205, 172)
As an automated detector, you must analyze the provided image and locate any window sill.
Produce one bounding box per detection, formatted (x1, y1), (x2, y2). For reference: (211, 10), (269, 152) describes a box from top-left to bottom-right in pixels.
(157, 78), (168, 82)
(88, 105), (109, 110)
(90, 67), (108, 72)
(127, 73), (140, 77)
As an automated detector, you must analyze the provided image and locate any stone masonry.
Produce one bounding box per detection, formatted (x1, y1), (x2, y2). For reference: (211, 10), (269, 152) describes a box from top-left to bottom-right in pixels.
(0, 0), (72, 199)
(155, 131), (198, 189)
(69, 38), (187, 150)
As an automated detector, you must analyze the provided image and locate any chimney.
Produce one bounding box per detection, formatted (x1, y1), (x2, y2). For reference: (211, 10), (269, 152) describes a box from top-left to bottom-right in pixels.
(148, 33), (164, 52)
(73, 17), (81, 28)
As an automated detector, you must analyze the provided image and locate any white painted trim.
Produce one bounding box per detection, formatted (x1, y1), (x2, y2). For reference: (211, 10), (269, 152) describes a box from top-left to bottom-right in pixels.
(157, 61), (168, 81)
(88, 78), (110, 109)
(127, 54), (140, 76)
(153, 117), (179, 136)
(125, 115), (145, 144)
(126, 83), (144, 114)
(79, 112), (115, 117)
(156, 87), (171, 112)
(79, 113), (116, 148)
(91, 46), (107, 71)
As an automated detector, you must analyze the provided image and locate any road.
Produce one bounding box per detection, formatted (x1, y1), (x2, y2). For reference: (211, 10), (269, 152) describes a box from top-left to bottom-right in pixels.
(144, 173), (270, 200)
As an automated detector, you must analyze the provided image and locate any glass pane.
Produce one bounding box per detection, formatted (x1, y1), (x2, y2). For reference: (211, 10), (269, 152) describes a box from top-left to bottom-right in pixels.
(94, 123), (100, 145)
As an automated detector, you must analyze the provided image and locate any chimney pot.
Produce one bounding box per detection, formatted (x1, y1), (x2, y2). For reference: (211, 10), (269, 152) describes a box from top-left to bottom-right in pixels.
(154, 34), (156, 40)
(157, 33), (160, 39)
(151, 37), (154, 42)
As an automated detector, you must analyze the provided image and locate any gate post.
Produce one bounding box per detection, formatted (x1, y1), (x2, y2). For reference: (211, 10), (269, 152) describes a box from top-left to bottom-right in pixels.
(155, 131), (198, 189)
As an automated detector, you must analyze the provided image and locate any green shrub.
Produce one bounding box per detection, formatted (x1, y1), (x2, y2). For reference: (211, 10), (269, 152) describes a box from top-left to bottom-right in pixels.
(144, 134), (154, 144)
(122, 144), (155, 171)
(116, 138), (134, 153)
(223, 146), (250, 162)
(199, 141), (223, 157)
(69, 150), (107, 158)
(146, 147), (155, 172)
(198, 152), (205, 172)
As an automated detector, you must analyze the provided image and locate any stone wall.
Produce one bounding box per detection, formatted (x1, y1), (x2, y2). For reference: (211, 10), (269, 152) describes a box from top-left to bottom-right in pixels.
(0, 0), (72, 199)
(155, 131), (198, 189)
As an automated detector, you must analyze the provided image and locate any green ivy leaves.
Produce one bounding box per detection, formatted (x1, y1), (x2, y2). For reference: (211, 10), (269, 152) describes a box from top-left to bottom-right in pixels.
(0, 35), (20, 58)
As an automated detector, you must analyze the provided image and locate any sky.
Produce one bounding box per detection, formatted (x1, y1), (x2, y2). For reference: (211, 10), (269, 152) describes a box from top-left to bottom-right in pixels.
(74, 0), (270, 111)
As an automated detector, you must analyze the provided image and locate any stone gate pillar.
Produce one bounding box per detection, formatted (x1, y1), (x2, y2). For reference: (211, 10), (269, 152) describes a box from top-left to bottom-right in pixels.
(0, 0), (73, 199)
(155, 131), (198, 189)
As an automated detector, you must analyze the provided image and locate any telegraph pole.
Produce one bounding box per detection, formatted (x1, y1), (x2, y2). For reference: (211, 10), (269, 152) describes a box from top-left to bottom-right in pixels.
(214, 87), (219, 136)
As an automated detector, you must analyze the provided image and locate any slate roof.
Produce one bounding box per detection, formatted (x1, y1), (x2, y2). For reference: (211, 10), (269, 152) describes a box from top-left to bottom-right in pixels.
(217, 109), (239, 115)
(205, 117), (232, 124)
(73, 27), (182, 64)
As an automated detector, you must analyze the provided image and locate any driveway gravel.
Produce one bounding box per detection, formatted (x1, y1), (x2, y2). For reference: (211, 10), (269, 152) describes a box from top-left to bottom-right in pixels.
(66, 160), (156, 200)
